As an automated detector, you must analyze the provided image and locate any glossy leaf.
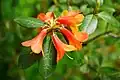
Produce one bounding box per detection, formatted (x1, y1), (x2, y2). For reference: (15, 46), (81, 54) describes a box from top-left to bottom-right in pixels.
(18, 53), (41, 69)
(82, 14), (98, 34)
(14, 17), (45, 28)
(97, 11), (120, 27)
(85, 0), (96, 8)
(39, 35), (57, 79)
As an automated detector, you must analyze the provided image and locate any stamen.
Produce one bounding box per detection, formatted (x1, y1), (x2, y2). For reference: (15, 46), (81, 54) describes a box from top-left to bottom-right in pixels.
(65, 53), (74, 60)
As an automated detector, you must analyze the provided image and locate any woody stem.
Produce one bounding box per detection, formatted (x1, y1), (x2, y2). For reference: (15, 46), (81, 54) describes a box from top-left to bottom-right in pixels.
(83, 31), (113, 46)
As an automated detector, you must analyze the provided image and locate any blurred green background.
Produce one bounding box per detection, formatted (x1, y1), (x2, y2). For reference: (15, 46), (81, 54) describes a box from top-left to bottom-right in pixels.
(0, 0), (120, 80)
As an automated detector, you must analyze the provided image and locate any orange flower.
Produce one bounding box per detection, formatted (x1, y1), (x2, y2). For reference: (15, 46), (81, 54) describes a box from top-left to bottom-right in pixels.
(21, 29), (47, 55)
(37, 12), (54, 22)
(70, 26), (88, 42)
(57, 10), (84, 26)
(57, 10), (88, 42)
(52, 33), (76, 62)
(21, 10), (88, 62)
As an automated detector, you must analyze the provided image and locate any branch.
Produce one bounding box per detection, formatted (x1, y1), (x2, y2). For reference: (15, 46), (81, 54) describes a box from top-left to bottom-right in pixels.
(83, 31), (113, 46)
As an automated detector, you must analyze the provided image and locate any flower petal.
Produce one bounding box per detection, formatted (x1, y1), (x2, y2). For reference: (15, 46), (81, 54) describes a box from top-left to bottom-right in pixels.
(31, 29), (47, 54)
(21, 29), (47, 55)
(52, 34), (76, 62)
(57, 16), (75, 26)
(37, 13), (46, 22)
(75, 31), (88, 42)
(57, 10), (84, 26)
(61, 10), (80, 16)
(74, 14), (84, 24)
(60, 28), (82, 50)
(37, 12), (54, 22)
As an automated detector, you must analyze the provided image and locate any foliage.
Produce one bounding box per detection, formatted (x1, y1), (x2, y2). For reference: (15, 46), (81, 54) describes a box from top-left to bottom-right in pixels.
(0, 0), (120, 80)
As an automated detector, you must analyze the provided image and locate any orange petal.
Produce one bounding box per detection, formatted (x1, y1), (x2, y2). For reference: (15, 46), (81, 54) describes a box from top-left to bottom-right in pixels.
(21, 40), (32, 47)
(61, 10), (80, 16)
(21, 29), (47, 55)
(67, 10), (80, 16)
(46, 12), (54, 19)
(58, 10), (84, 26)
(60, 28), (82, 50)
(74, 14), (84, 24)
(57, 16), (75, 26)
(75, 31), (88, 42)
(37, 12), (54, 22)
(37, 13), (46, 22)
(70, 26), (88, 42)
(70, 26), (79, 34)
(31, 29), (47, 54)
(52, 34), (76, 62)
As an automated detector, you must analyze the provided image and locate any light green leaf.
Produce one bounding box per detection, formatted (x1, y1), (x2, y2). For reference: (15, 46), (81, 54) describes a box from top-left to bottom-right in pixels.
(97, 0), (104, 6)
(81, 14), (98, 34)
(14, 17), (45, 28)
(97, 11), (120, 27)
(39, 35), (57, 79)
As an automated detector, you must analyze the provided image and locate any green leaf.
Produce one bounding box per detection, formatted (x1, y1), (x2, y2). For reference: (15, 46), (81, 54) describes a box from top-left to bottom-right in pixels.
(81, 14), (98, 34)
(18, 53), (41, 69)
(100, 67), (118, 75)
(85, 0), (96, 8)
(56, 32), (67, 43)
(97, 11), (120, 27)
(39, 35), (57, 79)
(97, 0), (104, 6)
(14, 17), (44, 28)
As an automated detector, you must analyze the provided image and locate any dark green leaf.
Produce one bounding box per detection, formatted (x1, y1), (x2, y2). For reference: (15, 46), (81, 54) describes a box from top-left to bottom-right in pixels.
(14, 17), (45, 28)
(85, 0), (96, 8)
(18, 53), (41, 69)
(97, 11), (120, 27)
(56, 32), (67, 43)
(39, 35), (57, 79)
(100, 67), (118, 74)
(81, 14), (98, 34)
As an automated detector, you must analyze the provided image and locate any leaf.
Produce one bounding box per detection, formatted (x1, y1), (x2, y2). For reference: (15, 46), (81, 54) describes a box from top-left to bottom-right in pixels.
(39, 35), (57, 79)
(97, 0), (103, 6)
(18, 53), (41, 69)
(97, 11), (120, 27)
(100, 67), (118, 75)
(14, 17), (45, 28)
(56, 32), (67, 43)
(81, 14), (98, 34)
(85, 0), (96, 8)
(80, 64), (89, 73)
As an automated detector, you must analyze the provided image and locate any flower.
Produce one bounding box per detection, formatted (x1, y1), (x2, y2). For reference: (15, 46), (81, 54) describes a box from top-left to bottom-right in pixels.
(52, 33), (76, 62)
(21, 10), (88, 62)
(57, 10), (84, 26)
(57, 10), (88, 42)
(21, 29), (47, 55)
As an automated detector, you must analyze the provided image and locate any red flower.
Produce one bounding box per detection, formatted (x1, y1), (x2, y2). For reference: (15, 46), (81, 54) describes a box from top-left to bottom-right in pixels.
(52, 33), (76, 62)
(60, 27), (82, 50)
(21, 29), (47, 55)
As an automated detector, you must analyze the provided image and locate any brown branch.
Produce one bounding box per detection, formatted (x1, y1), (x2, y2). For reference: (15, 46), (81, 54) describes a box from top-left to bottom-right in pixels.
(83, 31), (113, 46)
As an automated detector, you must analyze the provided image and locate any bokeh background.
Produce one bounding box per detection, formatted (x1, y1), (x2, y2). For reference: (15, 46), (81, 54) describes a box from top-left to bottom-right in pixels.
(0, 0), (120, 80)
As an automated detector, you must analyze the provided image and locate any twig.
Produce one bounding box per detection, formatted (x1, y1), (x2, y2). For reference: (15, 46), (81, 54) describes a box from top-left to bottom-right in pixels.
(67, 0), (72, 11)
(83, 31), (113, 46)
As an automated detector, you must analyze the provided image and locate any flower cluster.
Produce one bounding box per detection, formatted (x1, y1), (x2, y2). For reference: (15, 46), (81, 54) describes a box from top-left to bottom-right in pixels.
(21, 10), (88, 62)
